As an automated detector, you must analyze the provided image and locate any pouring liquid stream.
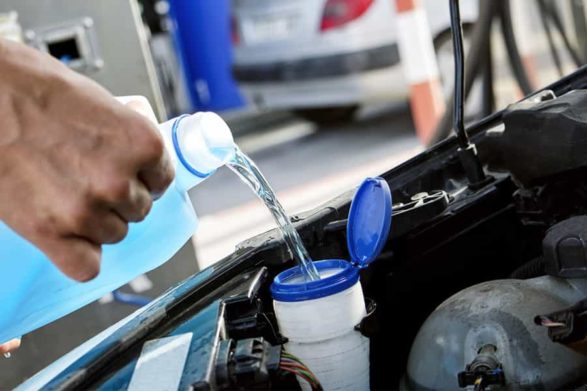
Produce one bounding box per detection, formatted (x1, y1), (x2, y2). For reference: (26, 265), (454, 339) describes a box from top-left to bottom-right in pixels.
(225, 147), (321, 282)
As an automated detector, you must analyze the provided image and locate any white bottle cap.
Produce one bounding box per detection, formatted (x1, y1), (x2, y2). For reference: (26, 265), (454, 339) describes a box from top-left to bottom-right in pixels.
(175, 112), (235, 176)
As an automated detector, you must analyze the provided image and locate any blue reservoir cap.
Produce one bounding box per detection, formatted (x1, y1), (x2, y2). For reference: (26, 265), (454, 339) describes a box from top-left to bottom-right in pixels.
(270, 260), (359, 302)
(270, 177), (392, 303)
(347, 177), (392, 268)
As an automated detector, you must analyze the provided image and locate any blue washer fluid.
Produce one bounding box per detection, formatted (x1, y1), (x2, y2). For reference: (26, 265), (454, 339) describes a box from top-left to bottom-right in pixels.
(0, 111), (236, 344)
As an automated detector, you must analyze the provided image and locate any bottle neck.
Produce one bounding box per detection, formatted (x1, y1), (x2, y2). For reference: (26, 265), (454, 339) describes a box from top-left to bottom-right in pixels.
(172, 115), (211, 179)
(160, 114), (235, 192)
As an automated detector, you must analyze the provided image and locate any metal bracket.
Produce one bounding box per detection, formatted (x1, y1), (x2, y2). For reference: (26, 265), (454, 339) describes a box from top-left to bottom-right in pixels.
(25, 17), (103, 73)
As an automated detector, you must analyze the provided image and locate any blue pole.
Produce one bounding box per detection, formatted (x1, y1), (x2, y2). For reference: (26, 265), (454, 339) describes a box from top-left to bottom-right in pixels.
(168, 0), (245, 111)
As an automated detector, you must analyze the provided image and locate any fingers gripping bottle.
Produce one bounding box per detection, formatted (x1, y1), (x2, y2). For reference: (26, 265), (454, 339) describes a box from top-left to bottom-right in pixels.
(0, 104), (235, 344)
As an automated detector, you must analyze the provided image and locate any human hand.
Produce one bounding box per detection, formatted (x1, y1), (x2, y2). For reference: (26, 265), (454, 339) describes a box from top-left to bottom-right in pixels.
(0, 39), (174, 282)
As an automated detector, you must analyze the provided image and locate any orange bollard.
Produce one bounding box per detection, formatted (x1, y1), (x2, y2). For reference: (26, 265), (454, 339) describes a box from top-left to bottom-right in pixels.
(395, 0), (445, 144)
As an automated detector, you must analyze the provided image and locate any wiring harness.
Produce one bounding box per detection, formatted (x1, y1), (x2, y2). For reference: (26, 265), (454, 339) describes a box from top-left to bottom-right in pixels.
(279, 350), (323, 391)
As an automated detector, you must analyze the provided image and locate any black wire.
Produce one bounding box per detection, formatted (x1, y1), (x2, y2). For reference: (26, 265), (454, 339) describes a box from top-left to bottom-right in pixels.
(260, 312), (280, 343)
(537, 0), (564, 76)
(448, 0), (488, 187)
(430, 0), (499, 146)
(449, 0), (469, 148)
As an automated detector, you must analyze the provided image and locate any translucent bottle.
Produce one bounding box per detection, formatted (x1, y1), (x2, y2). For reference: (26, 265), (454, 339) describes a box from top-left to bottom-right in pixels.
(0, 110), (235, 344)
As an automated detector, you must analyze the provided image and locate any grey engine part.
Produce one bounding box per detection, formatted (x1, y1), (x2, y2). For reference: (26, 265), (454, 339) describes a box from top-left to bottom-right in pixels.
(404, 276), (587, 390)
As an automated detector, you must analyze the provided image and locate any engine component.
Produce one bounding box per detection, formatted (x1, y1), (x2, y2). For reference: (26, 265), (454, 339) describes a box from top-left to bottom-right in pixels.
(324, 190), (450, 238)
(215, 337), (281, 390)
(405, 276), (587, 390)
(536, 298), (587, 353)
(509, 257), (545, 280)
(544, 215), (587, 278)
(457, 344), (506, 390)
(511, 215), (587, 280)
(392, 190), (450, 237)
(493, 90), (587, 186)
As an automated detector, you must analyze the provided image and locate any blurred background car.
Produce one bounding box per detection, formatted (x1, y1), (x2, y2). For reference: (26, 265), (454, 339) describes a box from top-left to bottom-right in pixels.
(230, 0), (478, 124)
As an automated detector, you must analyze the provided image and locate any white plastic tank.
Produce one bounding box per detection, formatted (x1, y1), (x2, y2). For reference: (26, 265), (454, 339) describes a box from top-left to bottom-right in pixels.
(271, 177), (392, 391)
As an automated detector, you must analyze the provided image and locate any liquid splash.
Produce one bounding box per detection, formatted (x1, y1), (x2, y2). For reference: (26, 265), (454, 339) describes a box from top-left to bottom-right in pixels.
(226, 147), (320, 281)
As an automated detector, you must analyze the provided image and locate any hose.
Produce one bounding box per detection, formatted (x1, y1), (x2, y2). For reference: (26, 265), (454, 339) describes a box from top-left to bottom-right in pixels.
(449, 0), (488, 187)
(430, 0), (538, 145)
(536, 0), (583, 67)
(570, 0), (587, 63)
(509, 257), (545, 279)
(430, 0), (499, 145)
(537, 0), (564, 77)
(498, 0), (535, 95)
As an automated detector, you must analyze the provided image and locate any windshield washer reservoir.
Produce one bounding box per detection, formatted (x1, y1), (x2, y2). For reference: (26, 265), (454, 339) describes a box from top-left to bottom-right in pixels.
(271, 177), (392, 391)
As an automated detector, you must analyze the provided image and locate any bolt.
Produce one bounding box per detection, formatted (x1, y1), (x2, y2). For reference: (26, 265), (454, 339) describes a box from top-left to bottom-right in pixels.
(411, 192), (429, 201)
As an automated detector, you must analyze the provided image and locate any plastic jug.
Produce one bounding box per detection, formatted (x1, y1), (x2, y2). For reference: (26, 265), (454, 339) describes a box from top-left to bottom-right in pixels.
(271, 177), (392, 391)
(0, 110), (235, 344)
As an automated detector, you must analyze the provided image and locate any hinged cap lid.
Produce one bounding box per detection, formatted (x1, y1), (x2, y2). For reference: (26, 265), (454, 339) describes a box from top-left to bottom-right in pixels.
(347, 177), (392, 268)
